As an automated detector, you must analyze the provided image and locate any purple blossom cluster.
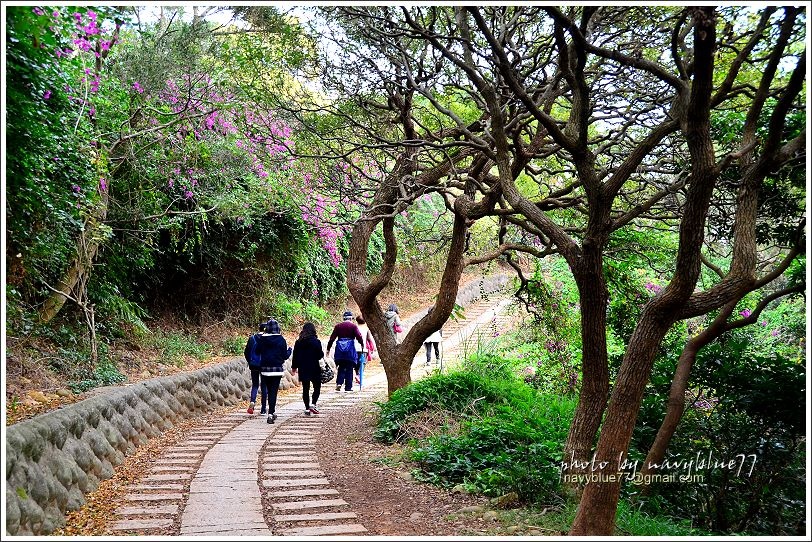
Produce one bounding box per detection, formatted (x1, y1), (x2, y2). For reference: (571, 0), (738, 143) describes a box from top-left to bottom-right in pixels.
(644, 281), (662, 294)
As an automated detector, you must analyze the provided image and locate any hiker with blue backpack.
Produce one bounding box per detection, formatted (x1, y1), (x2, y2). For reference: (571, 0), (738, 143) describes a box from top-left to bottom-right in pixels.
(254, 319), (292, 424)
(326, 310), (364, 392)
(244, 322), (269, 415)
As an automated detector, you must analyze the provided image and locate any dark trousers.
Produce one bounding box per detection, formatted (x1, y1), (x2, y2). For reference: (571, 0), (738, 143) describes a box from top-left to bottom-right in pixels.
(336, 364), (354, 391)
(425, 342), (440, 364)
(302, 379), (321, 409)
(250, 368), (268, 408)
(260, 374), (283, 414)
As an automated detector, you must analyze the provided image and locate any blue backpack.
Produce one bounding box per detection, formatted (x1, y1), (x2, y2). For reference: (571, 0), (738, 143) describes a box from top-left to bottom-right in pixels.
(247, 334), (262, 367)
(334, 337), (357, 363)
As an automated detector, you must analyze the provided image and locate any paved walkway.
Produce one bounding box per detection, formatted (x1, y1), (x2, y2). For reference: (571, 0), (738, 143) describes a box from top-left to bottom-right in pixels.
(109, 293), (516, 535)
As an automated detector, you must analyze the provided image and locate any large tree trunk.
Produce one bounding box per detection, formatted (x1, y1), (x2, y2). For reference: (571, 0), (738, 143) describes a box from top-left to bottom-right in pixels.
(570, 313), (674, 534)
(570, 8), (719, 533)
(562, 250), (610, 493)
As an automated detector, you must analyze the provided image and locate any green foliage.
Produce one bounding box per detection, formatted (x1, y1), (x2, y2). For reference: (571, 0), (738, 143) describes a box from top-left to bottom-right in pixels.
(220, 335), (246, 356)
(150, 332), (211, 367)
(375, 371), (502, 443)
(68, 358), (127, 394)
(633, 295), (806, 535)
(375, 369), (575, 504)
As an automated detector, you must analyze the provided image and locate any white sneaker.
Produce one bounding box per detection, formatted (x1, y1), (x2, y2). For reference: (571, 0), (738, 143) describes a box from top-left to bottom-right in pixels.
(304, 409), (312, 416)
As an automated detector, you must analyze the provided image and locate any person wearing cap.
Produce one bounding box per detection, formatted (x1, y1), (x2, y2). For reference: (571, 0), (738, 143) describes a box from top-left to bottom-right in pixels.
(326, 310), (364, 392)
(254, 318), (292, 423)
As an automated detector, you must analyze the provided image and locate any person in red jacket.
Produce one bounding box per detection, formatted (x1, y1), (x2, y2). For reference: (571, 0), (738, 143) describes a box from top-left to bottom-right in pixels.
(326, 310), (363, 392)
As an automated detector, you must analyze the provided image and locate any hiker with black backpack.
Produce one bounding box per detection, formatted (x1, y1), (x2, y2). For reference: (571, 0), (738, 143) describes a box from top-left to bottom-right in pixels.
(254, 319), (292, 424)
(244, 322), (269, 415)
(326, 310), (364, 392)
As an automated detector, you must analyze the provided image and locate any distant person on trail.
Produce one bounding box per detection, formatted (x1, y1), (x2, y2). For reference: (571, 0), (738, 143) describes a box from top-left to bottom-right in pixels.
(244, 322), (269, 415)
(291, 322), (324, 416)
(255, 319), (292, 424)
(423, 307), (443, 367)
(326, 310), (363, 392)
(384, 303), (403, 344)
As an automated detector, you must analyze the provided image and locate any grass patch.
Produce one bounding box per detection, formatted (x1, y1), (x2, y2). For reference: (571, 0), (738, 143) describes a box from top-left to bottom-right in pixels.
(375, 369), (575, 504)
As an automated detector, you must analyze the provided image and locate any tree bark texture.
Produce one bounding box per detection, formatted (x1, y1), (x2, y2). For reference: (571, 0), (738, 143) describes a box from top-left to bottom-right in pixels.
(570, 8), (719, 534)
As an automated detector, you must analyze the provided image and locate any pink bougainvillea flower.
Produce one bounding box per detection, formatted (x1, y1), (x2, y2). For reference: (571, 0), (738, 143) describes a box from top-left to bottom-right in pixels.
(72, 184), (81, 193)
(770, 329), (779, 337)
(99, 177), (107, 192)
(43, 90), (52, 100)
(132, 81), (144, 93)
(33, 7), (44, 16)
(740, 309), (752, 318)
(74, 12), (83, 23)
(87, 10), (97, 21)
(52, 10), (60, 18)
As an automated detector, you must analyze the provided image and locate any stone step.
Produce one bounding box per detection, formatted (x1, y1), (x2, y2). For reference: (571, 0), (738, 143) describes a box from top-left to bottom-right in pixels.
(151, 465), (194, 472)
(163, 453), (201, 458)
(143, 472), (193, 481)
(264, 469), (324, 478)
(117, 504), (179, 516)
(275, 511), (357, 522)
(264, 455), (317, 462)
(278, 524), (368, 536)
(155, 458), (198, 465)
(130, 484), (185, 491)
(267, 488), (340, 498)
(263, 478), (330, 488)
(272, 498), (348, 510)
(264, 463), (320, 470)
(125, 493), (184, 502)
(111, 518), (175, 531)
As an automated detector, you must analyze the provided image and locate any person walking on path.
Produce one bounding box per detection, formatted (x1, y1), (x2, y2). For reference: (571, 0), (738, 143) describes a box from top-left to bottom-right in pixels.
(384, 303), (403, 344)
(354, 315), (376, 388)
(423, 307), (443, 367)
(255, 318), (292, 424)
(291, 322), (324, 416)
(326, 310), (363, 392)
(244, 322), (269, 414)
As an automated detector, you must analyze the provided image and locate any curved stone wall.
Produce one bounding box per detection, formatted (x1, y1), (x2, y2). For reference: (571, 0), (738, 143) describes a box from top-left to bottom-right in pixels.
(4, 272), (514, 536)
(4, 358), (301, 536)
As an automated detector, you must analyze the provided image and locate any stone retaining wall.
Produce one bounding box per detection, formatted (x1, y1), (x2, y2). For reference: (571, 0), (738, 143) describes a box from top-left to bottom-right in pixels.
(4, 272), (514, 536)
(4, 358), (301, 536)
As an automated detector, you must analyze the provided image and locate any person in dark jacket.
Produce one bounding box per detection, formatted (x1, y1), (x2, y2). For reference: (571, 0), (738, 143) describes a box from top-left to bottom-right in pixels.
(244, 322), (269, 414)
(326, 310), (363, 392)
(291, 322), (325, 416)
(255, 318), (292, 424)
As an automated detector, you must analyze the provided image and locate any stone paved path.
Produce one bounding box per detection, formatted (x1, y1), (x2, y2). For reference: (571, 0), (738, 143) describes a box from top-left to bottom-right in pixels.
(110, 293), (515, 535)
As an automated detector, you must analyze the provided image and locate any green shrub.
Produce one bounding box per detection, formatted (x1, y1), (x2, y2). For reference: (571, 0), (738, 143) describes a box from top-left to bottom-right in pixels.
(375, 369), (575, 503)
(221, 335), (245, 356)
(375, 372), (502, 444)
(303, 301), (330, 325)
(68, 357), (126, 393)
(151, 331), (211, 366)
